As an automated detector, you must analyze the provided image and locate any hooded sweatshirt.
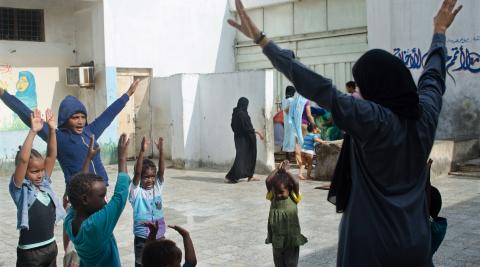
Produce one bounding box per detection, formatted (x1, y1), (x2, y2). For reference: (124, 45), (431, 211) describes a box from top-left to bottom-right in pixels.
(1, 92), (130, 185)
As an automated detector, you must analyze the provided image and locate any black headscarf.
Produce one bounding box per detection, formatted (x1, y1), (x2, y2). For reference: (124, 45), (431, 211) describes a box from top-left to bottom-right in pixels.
(328, 49), (422, 212)
(352, 49), (421, 120)
(231, 97), (254, 135)
(236, 97), (249, 111)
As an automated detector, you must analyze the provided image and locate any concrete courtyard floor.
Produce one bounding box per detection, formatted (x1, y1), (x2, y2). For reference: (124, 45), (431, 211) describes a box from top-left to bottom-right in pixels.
(0, 162), (479, 266)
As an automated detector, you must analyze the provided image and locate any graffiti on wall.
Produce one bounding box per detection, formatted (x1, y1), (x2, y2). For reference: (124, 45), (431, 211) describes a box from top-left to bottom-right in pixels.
(0, 67), (39, 131)
(393, 34), (480, 74)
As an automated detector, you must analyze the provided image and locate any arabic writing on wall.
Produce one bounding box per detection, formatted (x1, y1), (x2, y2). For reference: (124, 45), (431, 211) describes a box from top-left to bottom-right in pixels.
(393, 35), (480, 73)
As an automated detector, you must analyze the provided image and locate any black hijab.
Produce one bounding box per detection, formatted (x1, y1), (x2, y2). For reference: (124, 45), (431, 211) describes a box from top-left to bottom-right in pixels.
(328, 49), (421, 212)
(231, 97), (254, 135)
(352, 49), (421, 120)
(236, 97), (249, 111)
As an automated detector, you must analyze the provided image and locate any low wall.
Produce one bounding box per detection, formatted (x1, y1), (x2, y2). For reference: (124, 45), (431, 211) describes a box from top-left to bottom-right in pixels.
(149, 70), (276, 174)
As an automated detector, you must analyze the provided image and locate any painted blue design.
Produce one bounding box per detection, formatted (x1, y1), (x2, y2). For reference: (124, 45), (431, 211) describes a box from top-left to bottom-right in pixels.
(394, 46), (480, 74)
(15, 71), (37, 109)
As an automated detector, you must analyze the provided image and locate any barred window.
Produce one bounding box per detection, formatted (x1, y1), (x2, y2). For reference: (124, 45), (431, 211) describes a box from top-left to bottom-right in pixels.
(0, 7), (45, 41)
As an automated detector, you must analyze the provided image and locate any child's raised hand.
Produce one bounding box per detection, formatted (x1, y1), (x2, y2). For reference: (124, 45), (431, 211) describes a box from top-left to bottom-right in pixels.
(168, 224), (190, 237)
(140, 136), (149, 153)
(30, 109), (44, 133)
(278, 160), (290, 172)
(118, 133), (130, 160)
(143, 221), (159, 241)
(87, 134), (100, 158)
(126, 79), (140, 97)
(45, 108), (56, 129)
(155, 137), (164, 151)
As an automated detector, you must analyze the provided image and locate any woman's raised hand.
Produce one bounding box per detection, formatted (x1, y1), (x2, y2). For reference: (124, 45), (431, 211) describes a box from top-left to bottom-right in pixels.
(434, 0), (462, 34)
(227, 0), (262, 41)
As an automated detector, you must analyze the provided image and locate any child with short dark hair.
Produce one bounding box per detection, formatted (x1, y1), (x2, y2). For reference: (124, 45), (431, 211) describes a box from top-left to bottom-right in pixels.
(265, 160), (307, 267)
(63, 134), (131, 267)
(299, 123), (323, 180)
(129, 136), (167, 266)
(142, 223), (197, 267)
(426, 159), (448, 258)
(430, 186), (447, 256)
(10, 108), (65, 267)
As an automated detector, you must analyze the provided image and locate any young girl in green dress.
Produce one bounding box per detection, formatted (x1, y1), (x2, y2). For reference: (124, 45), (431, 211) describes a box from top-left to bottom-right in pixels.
(265, 160), (307, 267)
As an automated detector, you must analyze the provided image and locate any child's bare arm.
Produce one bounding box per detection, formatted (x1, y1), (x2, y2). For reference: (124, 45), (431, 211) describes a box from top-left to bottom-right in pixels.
(118, 134), (129, 173)
(155, 137), (165, 183)
(169, 225), (197, 267)
(82, 135), (99, 173)
(266, 160), (288, 191)
(286, 170), (300, 196)
(133, 136), (148, 186)
(14, 110), (43, 187)
(44, 109), (57, 177)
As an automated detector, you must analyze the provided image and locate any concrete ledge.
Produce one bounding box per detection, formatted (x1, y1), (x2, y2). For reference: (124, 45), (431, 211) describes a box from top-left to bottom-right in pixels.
(430, 138), (480, 179)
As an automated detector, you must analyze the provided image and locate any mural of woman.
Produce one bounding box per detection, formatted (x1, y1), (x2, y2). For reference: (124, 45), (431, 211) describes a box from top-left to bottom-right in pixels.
(15, 71), (38, 109)
(13, 71), (38, 129)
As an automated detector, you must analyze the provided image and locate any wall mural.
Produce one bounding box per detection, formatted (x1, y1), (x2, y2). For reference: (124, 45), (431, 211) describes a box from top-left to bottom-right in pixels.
(0, 68), (38, 131)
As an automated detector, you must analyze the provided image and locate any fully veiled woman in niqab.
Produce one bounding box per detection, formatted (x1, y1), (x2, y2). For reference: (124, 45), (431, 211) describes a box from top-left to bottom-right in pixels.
(228, 0), (462, 265)
(226, 97), (264, 183)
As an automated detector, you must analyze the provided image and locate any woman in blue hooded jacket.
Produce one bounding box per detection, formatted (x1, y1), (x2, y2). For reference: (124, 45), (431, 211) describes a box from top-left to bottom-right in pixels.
(0, 79), (139, 187)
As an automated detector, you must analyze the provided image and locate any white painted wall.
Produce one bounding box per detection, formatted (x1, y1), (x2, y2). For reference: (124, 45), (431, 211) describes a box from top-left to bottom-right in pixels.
(103, 0), (236, 77)
(149, 70), (275, 173)
(367, 0), (480, 140)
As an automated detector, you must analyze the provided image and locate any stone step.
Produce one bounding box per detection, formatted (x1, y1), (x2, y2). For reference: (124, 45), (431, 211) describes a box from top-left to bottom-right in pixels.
(448, 171), (480, 178)
(455, 158), (480, 173)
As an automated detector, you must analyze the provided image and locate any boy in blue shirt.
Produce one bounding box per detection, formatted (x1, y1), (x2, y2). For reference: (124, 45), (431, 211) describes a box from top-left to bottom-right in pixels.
(129, 136), (166, 267)
(299, 123), (323, 180)
(64, 134), (131, 267)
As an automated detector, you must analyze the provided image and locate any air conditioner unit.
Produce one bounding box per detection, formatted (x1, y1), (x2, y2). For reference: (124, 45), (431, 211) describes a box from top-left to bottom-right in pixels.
(66, 66), (95, 88)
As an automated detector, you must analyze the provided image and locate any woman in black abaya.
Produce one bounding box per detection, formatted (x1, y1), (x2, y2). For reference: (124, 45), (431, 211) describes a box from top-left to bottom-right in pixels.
(226, 97), (264, 183)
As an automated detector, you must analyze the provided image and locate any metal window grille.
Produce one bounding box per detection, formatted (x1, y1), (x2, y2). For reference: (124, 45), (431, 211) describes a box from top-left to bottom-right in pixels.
(0, 7), (45, 41)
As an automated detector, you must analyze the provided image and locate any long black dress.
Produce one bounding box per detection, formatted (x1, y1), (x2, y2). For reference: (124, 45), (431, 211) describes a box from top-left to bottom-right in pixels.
(226, 97), (257, 182)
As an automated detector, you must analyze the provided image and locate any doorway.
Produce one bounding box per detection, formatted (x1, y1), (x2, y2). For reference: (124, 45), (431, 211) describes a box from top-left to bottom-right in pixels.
(116, 68), (152, 158)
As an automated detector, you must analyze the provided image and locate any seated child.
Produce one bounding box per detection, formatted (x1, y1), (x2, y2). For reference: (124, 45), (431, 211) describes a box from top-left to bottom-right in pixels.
(265, 160), (307, 267)
(142, 223), (197, 267)
(9, 109), (65, 266)
(129, 136), (167, 267)
(430, 186), (447, 257)
(63, 134), (131, 267)
(299, 123), (323, 180)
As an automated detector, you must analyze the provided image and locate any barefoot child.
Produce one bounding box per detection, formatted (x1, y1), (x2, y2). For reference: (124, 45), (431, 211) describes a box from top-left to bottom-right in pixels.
(129, 136), (167, 267)
(63, 134), (131, 267)
(265, 160), (307, 267)
(10, 109), (65, 266)
(299, 123), (322, 180)
(142, 223), (197, 267)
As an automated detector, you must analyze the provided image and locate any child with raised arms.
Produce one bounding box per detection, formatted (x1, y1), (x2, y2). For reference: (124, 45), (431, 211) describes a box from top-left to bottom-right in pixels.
(10, 108), (65, 266)
(129, 136), (167, 267)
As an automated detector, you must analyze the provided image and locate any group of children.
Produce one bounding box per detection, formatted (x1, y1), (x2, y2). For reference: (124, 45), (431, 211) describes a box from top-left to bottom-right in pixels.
(1, 83), (197, 267)
(2, 80), (447, 267)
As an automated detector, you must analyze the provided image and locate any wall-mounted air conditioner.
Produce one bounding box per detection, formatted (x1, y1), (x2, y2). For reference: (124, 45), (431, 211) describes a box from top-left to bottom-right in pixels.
(66, 66), (95, 88)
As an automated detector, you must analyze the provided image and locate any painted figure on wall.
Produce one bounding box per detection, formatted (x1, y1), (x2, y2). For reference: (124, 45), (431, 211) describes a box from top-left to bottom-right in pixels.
(13, 71), (37, 130)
